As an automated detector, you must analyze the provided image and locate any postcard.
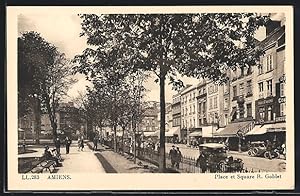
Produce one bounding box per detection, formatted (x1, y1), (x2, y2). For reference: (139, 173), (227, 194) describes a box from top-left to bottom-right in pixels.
(6, 5), (294, 191)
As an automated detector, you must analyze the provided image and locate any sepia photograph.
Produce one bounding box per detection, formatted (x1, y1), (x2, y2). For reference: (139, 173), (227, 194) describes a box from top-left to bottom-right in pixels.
(6, 6), (294, 191)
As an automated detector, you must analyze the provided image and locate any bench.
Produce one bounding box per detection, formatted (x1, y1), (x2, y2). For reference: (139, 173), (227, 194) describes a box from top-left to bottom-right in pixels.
(27, 157), (57, 173)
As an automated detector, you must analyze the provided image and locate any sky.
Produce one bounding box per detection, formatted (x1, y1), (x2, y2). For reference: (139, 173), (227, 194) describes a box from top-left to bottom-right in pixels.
(18, 12), (284, 103)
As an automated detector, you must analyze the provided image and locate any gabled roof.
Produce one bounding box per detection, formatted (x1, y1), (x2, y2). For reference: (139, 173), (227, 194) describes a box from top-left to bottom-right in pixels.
(257, 25), (285, 49)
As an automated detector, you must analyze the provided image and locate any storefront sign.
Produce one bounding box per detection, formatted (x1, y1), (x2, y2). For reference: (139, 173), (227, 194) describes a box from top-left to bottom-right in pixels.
(278, 97), (286, 104)
(279, 75), (286, 83)
(275, 116), (286, 122)
(257, 97), (274, 106)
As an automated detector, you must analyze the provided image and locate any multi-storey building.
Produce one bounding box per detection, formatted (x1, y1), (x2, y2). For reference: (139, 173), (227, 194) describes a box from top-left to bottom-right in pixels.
(207, 81), (221, 125)
(215, 19), (286, 150)
(196, 79), (207, 126)
(140, 101), (160, 136)
(254, 24), (285, 125)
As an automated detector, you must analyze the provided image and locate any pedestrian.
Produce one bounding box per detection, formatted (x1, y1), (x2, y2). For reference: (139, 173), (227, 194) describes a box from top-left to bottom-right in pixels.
(169, 145), (177, 168)
(65, 136), (71, 154)
(175, 147), (182, 169)
(93, 135), (98, 151)
(80, 136), (84, 151)
(77, 137), (81, 151)
(54, 137), (61, 155)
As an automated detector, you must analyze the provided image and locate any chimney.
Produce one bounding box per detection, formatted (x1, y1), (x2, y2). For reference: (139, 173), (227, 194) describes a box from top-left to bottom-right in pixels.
(266, 20), (281, 36)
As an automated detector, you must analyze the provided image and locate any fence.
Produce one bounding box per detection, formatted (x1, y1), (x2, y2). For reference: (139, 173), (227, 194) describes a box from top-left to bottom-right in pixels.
(102, 140), (265, 173)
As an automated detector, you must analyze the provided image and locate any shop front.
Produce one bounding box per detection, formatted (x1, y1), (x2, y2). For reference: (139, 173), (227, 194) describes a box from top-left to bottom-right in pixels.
(213, 121), (254, 151)
(255, 96), (276, 124)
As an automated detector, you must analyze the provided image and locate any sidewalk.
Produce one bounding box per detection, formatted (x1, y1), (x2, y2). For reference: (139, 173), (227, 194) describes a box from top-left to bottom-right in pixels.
(56, 143), (105, 173)
(86, 142), (160, 173)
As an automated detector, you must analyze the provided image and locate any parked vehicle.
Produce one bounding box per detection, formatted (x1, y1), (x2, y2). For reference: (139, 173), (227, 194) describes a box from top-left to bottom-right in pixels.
(196, 143), (244, 173)
(247, 141), (267, 157)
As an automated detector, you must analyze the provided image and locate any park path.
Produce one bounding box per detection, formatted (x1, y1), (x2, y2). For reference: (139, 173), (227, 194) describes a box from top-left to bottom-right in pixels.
(56, 142), (106, 173)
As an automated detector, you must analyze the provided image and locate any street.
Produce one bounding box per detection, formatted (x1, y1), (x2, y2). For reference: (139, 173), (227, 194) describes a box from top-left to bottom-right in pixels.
(165, 143), (286, 172)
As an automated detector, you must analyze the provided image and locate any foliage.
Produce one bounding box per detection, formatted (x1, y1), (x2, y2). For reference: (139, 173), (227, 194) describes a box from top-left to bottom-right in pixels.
(74, 13), (269, 171)
(18, 31), (75, 139)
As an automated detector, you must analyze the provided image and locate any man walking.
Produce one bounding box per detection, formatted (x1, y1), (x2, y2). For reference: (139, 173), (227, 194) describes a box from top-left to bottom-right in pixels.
(169, 145), (177, 168)
(93, 135), (98, 151)
(65, 136), (72, 154)
(175, 147), (182, 169)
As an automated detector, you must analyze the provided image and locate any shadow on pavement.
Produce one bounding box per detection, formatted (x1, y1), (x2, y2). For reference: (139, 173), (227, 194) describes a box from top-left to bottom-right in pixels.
(94, 153), (118, 173)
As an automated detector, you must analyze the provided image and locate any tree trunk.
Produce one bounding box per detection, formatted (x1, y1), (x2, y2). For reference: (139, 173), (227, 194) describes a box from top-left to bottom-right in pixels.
(33, 97), (41, 144)
(113, 124), (117, 152)
(121, 127), (125, 155)
(159, 74), (166, 172)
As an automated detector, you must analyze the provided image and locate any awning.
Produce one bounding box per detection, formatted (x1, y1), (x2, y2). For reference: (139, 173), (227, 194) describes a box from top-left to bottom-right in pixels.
(267, 122), (286, 132)
(18, 128), (25, 132)
(165, 126), (180, 137)
(189, 131), (202, 137)
(213, 121), (252, 137)
(143, 132), (155, 137)
(246, 125), (267, 135)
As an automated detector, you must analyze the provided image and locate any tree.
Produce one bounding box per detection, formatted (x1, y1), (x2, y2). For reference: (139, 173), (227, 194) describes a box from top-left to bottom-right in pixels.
(18, 31), (75, 142)
(18, 32), (58, 144)
(75, 13), (269, 172)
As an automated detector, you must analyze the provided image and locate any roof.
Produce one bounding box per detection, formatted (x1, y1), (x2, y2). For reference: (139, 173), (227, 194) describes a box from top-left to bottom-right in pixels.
(257, 25), (285, 49)
(213, 121), (252, 137)
(181, 83), (198, 95)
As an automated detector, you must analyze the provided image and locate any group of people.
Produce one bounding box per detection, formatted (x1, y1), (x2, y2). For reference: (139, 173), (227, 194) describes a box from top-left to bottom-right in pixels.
(42, 135), (84, 166)
(169, 145), (183, 169)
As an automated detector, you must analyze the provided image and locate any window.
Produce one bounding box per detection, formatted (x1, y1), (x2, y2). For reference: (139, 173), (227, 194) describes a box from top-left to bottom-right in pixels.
(203, 102), (206, 114)
(279, 103), (286, 116)
(266, 54), (273, 72)
(214, 97), (217, 109)
(246, 80), (252, 95)
(199, 103), (202, 114)
(280, 83), (285, 97)
(224, 98), (229, 110)
(267, 80), (272, 96)
(258, 64), (263, 75)
(214, 85), (218, 93)
(259, 107), (265, 121)
(193, 104), (195, 114)
(267, 106), (273, 121)
(203, 118), (207, 124)
(246, 103), (252, 117)
(193, 92), (195, 100)
(209, 98), (213, 109)
(239, 83), (244, 96)
(190, 119), (192, 127)
(233, 86), (237, 97)
(247, 66), (252, 75)
(259, 82), (264, 98)
(224, 82), (229, 94)
(224, 114), (228, 126)
(193, 118), (195, 127)
(199, 119), (202, 125)
(189, 106), (192, 114)
(182, 120), (185, 127)
(186, 107), (188, 115)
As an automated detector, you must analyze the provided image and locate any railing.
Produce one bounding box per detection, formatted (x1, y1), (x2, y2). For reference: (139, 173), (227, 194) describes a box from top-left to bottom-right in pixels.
(103, 140), (267, 173)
